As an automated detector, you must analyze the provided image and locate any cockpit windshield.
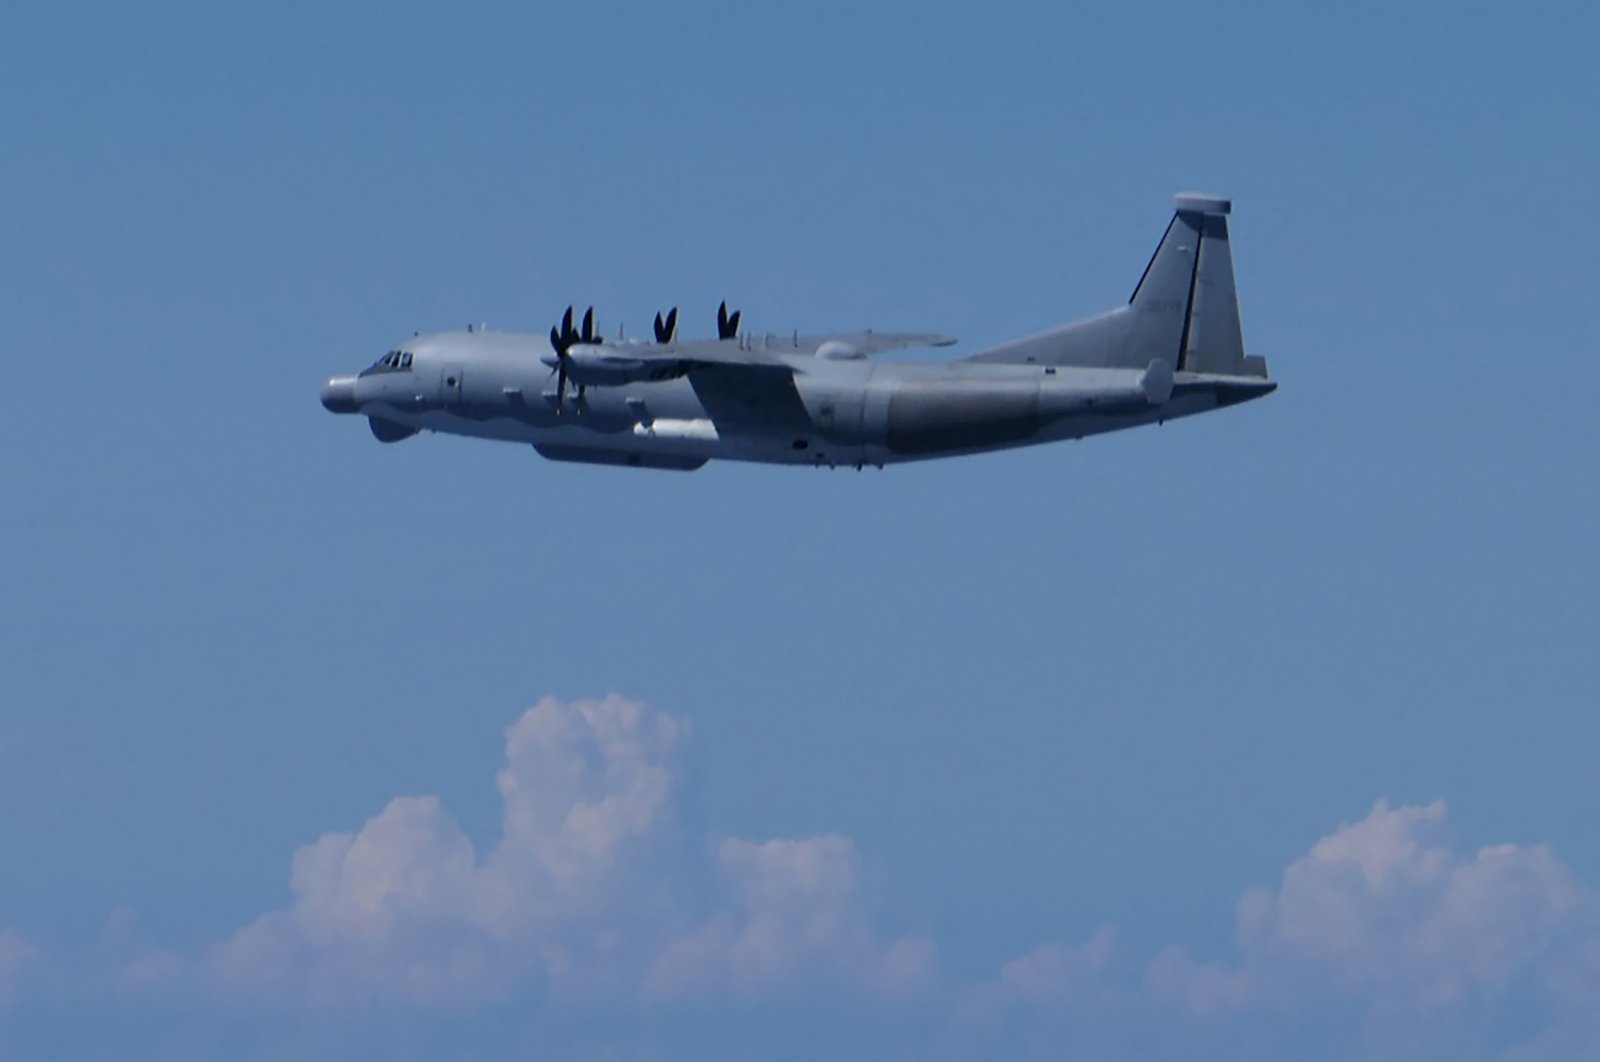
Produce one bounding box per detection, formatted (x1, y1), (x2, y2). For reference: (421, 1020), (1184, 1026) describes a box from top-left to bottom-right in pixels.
(364, 349), (415, 375)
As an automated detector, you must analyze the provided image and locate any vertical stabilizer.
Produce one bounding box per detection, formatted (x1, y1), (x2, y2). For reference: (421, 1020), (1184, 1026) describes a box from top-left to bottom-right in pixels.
(1128, 194), (1252, 375)
(1123, 211), (1194, 370)
(966, 194), (1267, 378)
(1173, 194), (1248, 375)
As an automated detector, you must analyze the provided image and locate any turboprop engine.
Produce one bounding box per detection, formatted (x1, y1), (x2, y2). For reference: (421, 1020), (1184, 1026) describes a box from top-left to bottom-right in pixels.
(542, 303), (719, 411)
(541, 344), (687, 387)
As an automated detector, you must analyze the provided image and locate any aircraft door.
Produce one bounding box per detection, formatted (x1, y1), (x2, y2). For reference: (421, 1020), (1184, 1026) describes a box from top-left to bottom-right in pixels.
(439, 365), (464, 406)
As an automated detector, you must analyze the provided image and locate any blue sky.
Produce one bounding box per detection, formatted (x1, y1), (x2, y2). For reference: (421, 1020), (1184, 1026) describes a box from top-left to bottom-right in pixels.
(3, 0), (1598, 1058)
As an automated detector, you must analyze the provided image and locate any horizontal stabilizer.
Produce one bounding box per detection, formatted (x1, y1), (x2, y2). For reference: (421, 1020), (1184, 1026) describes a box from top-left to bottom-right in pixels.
(1141, 359), (1174, 405)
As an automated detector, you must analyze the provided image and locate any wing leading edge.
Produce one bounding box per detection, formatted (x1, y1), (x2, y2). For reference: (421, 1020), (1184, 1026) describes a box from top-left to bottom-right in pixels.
(553, 330), (955, 388)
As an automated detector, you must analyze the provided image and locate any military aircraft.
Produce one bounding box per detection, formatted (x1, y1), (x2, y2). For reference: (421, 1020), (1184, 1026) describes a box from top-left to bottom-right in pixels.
(319, 194), (1273, 470)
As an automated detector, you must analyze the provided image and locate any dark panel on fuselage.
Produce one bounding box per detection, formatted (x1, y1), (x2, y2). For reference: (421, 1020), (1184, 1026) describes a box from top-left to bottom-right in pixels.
(885, 380), (1043, 456)
(368, 417), (419, 443)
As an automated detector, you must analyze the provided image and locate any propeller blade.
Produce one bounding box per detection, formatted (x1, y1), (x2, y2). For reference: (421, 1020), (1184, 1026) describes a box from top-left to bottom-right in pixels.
(581, 306), (596, 344)
(549, 307), (580, 414)
(665, 306), (678, 342)
(717, 301), (729, 338)
(653, 312), (666, 344)
(727, 310), (741, 337)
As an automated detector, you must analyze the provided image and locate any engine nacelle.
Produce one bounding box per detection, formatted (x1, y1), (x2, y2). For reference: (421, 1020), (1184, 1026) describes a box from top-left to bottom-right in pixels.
(544, 345), (689, 387)
(815, 340), (866, 360)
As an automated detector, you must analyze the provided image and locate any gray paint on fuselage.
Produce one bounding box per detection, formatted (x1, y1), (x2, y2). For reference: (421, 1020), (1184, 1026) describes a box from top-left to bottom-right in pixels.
(342, 332), (1259, 468)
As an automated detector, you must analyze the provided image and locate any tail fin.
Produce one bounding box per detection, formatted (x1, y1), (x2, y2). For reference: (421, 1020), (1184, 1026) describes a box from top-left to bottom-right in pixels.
(1129, 194), (1259, 375)
(968, 194), (1268, 378)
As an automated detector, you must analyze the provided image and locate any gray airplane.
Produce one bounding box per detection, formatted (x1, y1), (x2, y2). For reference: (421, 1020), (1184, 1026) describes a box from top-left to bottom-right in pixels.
(319, 194), (1273, 470)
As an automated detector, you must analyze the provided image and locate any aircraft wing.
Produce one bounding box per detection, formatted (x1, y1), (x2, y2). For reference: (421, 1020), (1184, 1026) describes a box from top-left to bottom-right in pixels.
(648, 339), (800, 375)
(666, 333), (952, 433)
(752, 331), (957, 357)
(555, 340), (796, 388)
(559, 330), (957, 389)
(643, 331), (955, 374)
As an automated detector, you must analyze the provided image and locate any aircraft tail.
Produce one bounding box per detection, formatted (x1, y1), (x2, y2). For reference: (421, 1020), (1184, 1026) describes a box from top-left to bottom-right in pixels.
(967, 194), (1268, 378)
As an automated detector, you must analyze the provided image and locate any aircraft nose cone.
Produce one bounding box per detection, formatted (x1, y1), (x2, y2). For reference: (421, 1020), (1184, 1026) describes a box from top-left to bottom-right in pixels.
(320, 375), (359, 414)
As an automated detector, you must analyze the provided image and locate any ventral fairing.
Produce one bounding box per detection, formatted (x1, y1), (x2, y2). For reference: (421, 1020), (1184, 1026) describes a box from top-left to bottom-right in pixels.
(320, 195), (1274, 471)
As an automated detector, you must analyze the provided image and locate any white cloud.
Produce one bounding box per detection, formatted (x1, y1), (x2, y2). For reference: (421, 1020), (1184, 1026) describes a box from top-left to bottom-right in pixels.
(957, 924), (1123, 1031)
(643, 835), (936, 1001)
(26, 702), (1595, 1060)
(997, 925), (1118, 1007)
(1145, 799), (1597, 1023)
(204, 694), (933, 1009)
(946, 800), (1600, 1059)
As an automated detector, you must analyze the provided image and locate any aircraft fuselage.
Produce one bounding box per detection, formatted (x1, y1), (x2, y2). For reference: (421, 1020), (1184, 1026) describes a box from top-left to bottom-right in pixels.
(320, 328), (1271, 471)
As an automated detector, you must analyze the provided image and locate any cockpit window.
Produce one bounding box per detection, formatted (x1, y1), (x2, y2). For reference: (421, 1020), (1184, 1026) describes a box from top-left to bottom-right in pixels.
(364, 350), (415, 375)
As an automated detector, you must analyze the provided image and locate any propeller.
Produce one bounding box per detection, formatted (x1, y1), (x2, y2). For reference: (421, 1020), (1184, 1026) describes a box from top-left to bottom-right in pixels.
(547, 304), (599, 413)
(653, 306), (679, 344)
(716, 301), (742, 341)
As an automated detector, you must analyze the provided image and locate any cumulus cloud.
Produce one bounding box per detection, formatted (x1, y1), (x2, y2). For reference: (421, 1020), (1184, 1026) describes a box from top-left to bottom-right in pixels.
(1145, 799), (1598, 1024)
(945, 800), (1600, 1059)
(204, 695), (933, 1009)
(643, 835), (936, 1001)
(44, 701), (1595, 1060)
(995, 925), (1118, 1007)
(950, 798), (1594, 1060)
